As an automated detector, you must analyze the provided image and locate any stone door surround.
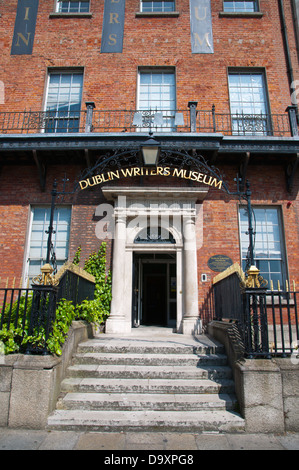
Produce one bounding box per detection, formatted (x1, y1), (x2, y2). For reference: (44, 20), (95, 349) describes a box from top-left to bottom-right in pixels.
(102, 186), (208, 335)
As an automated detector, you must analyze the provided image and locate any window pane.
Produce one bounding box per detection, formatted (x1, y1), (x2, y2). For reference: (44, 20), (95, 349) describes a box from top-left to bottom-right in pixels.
(46, 72), (83, 132)
(229, 71), (270, 135)
(57, 1), (90, 13)
(223, 1), (257, 12)
(28, 206), (71, 283)
(138, 70), (176, 130)
(141, 1), (175, 12)
(239, 207), (285, 288)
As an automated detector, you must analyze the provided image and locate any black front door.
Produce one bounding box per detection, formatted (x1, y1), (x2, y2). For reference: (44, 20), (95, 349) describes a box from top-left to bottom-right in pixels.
(142, 263), (167, 326)
(132, 254), (176, 327)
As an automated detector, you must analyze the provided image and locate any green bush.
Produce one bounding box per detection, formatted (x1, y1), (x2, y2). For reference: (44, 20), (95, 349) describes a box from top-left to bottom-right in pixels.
(0, 243), (112, 357)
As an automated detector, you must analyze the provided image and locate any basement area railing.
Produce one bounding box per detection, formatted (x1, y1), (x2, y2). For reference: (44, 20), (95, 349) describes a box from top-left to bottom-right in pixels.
(0, 103), (297, 137)
(213, 264), (299, 358)
(0, 263), (95, 355)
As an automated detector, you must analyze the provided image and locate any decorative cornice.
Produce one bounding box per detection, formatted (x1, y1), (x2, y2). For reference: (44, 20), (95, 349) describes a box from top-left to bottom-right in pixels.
(0, 132), (298, 155)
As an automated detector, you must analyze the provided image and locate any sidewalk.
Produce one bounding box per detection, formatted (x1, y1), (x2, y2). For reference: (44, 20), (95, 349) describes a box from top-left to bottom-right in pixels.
(0, 428), (299, 450)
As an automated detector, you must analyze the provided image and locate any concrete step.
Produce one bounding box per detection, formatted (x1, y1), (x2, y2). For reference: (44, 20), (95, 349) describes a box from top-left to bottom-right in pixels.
(47, 333), (245, 433)
(57, 392), (238, 411)
(66, 363), (233, 380)
(72, 352), (228, 367)
(60, 377), (236, 395)
(77, 338), (225, 355)
(47, 409), (245, 433)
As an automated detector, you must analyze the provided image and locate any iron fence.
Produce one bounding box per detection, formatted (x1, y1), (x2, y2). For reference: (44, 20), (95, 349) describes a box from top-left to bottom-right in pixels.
(0, 110), (87, 134)
(0, 286), (57, 354)
(0, 106), (296, 136)
(213, 111), (291, 137)
(57, 268), (95, 306)
(213, 273), (299, 358)
(0, 266), (95, 355)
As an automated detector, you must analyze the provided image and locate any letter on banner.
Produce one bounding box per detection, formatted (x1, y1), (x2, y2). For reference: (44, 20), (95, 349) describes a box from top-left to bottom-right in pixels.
(101, 0), (126, 53)
(11, 0), (39, 55)
(190, 0), (214, 54)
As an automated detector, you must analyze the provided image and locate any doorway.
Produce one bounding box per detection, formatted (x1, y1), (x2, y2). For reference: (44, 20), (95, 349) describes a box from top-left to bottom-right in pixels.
(132, 253), (176, 328)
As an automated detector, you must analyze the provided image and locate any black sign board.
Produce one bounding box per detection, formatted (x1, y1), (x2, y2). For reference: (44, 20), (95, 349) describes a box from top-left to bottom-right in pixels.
(208, 255), (233, 272)
(101, 0), (126, 53)
(11, 0), (39, 56)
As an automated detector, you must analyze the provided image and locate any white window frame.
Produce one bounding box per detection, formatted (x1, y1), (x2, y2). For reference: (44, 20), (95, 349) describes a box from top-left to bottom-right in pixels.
(44, 70), (84, 133)
(24, 205), (72, 286)
(228, 70), (271, 135)
(239, 206), (287, 290)
(140, 1), (175, 13)
(136, 68), (176, 131)
(223, 1), (259, 12)
(55, 1), (90, 13)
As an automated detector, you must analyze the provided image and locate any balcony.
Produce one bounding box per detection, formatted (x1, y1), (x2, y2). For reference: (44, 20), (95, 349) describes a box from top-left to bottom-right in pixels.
(0, 103), (297, 137)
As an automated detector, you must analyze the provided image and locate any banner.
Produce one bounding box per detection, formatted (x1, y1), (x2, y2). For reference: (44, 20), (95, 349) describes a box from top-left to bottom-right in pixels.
(190, 0), (214, 54)
(11, 0), (39, 55)
(101, 0), (126, 53)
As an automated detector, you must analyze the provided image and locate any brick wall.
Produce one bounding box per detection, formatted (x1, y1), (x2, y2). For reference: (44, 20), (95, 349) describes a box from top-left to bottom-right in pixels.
(0, 162), (298, 316)
(0, 0), (298, 321)
(0, 0), (298, 114)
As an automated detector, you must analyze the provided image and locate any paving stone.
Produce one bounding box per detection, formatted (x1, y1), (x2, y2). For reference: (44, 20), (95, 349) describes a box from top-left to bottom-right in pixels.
(75, 432), (126, 450)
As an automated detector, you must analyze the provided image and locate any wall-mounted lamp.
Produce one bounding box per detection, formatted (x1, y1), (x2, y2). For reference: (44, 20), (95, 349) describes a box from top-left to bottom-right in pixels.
(141, 132), (160, 166)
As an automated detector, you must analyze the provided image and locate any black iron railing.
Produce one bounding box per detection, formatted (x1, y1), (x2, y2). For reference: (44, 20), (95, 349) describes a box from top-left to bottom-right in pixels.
(0, 286), (57, 354)
(213, 271), (299, 358)
(0, 110), (87, 134)
(0, 265), (95, 355)
(57, 268), (95, 306)
(0, 287), (32, 334)
(0, 104), (297, 136)
(242, 288), (299, 358)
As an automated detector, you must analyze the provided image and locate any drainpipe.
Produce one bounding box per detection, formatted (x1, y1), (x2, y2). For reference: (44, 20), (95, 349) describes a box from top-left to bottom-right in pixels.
(278, 0), (298, 108)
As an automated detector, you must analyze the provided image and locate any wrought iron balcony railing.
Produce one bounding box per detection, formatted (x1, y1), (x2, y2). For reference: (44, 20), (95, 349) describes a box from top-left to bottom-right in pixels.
(0, 103), (297, 137)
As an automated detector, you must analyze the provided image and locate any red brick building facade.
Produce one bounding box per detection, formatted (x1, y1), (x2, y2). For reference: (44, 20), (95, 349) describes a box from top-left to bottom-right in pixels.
(0, 0), (299, 335)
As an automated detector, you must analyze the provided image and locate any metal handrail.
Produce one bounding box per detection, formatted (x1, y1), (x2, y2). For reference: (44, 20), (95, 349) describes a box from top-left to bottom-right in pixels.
(0, 107), (295, 136)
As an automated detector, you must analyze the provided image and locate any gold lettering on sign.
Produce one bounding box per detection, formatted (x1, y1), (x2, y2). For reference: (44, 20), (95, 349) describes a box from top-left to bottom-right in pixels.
(16, 32), (31, 47)
(108, 34), (117, 45)
(109, 12), (120, 23)
(194, 32), (211, 47)
(24, 7), (30, 20)
(79, 167), (223, 191)
(195, 7), (207, 20)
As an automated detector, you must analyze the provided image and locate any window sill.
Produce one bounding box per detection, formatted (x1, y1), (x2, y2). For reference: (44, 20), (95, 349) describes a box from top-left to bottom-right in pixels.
(135, 11), (180, 18)
(219, 11), (263, 18)
(49, 12), (93, 19)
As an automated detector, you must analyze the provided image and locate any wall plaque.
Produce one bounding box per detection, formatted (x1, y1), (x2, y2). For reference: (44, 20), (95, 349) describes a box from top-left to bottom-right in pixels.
(208, 255), (233, 272)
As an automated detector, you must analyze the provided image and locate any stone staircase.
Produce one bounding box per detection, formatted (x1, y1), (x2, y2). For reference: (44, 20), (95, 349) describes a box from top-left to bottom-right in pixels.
(47, 330), (245, 433)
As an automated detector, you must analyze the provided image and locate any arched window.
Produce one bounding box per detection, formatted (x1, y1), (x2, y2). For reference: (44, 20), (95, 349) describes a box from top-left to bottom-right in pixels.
(134, 227), (176, 244)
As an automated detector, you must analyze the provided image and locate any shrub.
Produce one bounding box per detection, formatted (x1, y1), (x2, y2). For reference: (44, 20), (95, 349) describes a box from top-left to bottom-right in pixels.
(0, 243), (112, 356)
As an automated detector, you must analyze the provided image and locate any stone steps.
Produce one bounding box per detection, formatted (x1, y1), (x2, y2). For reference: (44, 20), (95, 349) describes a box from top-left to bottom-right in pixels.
(48, 409), (245, 433)
(60, 377), (236, 394)
(66, 363), (233, 380)
(47, 332), (245, 433)
(57, 392), (238, 411)
(72, 352), (229, 366)
(76, 339), (224, 355)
